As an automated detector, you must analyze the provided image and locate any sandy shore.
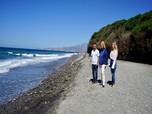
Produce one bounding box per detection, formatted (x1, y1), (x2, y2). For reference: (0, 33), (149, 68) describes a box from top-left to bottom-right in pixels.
(0, 55), (84, 114)
(1, 55), (152, 114)
(56, 56), (152, 114)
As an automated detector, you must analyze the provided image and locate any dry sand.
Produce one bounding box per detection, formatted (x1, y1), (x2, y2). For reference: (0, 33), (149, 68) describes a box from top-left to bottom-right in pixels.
(56, 56), (152, 114)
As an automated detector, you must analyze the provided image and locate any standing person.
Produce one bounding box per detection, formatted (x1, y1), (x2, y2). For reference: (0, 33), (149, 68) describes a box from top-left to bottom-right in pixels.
(91, 43), (99, 83)
(109, 41), (118, 87)
(99, 41), (108, 87)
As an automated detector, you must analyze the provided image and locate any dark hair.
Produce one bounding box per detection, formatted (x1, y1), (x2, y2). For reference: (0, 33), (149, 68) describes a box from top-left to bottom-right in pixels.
(92, 42), (97, 45)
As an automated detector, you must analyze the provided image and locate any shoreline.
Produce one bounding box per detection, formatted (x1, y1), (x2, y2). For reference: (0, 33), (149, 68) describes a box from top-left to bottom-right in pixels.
(0, 57), (70, 105)
(0, 54), (84, 114)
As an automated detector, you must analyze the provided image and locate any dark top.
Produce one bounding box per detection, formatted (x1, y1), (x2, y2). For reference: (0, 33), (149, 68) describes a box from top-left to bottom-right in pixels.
(99, 48), (108, 65)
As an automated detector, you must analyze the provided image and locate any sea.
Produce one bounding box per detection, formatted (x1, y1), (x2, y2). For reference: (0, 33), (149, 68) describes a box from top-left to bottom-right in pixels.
(0, 47), (74, 104)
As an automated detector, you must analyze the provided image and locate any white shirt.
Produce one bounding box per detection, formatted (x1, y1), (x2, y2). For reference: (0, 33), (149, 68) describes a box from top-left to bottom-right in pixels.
(110, 49), (118, 69)
(91, 49), (99, 65)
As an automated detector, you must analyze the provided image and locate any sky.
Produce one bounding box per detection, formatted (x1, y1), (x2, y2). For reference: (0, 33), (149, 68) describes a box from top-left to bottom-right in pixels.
(0, 0), (152, 48)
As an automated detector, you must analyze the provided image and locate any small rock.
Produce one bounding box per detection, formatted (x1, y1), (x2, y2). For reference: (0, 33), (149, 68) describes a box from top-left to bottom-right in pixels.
(24, 106), (29, 110)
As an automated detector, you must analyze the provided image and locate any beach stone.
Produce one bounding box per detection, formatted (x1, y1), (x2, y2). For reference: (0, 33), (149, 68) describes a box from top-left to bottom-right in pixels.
(24, 106), (29, 110)
(56, 56), (152, 114)
(0, 55), (82, 114)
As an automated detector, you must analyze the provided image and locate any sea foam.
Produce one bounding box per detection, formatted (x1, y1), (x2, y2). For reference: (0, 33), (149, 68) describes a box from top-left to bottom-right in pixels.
(0, 53), (73, 74)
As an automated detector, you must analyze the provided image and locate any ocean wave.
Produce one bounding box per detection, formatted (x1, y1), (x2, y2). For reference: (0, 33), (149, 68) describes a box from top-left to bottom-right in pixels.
(8, 52), (13, 54)
(14, 53), (59, 58)
(15, 53), (22, 56)
(22, 53), (35, 57)
(0, 53), (74, 74)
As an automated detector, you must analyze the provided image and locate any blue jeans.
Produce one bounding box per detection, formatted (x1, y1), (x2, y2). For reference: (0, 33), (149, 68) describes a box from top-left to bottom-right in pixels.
(92, 64), (98, 81)
(110, 59), (117, 85)
(111, 68), (116, 85)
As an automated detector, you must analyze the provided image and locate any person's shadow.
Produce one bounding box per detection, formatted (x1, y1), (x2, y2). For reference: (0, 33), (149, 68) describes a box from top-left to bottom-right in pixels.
(89, 79), (93, 82)
(107, 81), (113, 86)
(98, 80), (102, 83)
(89, 79), (95, 83)
(89, 79), (102, 84)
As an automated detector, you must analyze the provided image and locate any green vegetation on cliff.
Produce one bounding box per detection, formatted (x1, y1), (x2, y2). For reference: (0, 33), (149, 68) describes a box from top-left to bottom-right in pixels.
(88, 10), (152, 64)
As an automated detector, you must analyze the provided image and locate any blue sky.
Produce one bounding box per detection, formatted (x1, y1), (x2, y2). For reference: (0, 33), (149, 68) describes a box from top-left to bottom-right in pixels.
(0, 0), (152, 48)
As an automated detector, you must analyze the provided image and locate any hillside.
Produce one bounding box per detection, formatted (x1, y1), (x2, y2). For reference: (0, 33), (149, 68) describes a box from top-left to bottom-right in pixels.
(88, 10), (152, 64)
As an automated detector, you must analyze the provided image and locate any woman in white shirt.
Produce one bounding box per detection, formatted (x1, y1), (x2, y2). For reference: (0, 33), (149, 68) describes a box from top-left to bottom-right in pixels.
(109, 41), (118, 87)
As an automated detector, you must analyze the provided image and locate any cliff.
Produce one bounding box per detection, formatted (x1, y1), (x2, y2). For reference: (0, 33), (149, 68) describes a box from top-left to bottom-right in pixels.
(88, 10), (152, 64)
